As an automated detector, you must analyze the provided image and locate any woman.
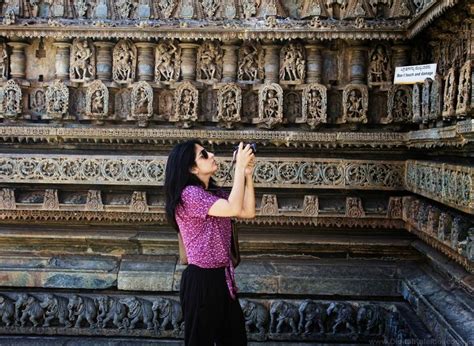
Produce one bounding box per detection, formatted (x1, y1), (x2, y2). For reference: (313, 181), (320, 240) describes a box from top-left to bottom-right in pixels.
(164, 140), (255, 346)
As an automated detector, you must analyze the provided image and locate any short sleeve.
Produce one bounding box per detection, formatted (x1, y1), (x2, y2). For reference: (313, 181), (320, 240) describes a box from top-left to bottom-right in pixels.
(181, 185), (221, 219)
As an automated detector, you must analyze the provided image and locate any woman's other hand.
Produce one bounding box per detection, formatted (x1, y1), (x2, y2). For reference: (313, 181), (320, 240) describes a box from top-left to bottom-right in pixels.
(235, 142), (254, 171)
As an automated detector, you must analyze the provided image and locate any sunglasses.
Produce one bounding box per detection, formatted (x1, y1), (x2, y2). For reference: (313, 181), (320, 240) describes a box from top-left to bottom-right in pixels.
(198, 149), (210, 160)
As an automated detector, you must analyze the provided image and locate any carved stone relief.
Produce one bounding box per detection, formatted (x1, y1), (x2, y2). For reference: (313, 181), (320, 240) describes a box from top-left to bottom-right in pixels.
(429, 74), (442, 121)
(170, 81), (198, 128)
(45, 80), (69, 120)
(421, 78), (431, 123)
(256, 0), (287, 17)
(29, 88), (46, 115)
(442, 67), (456, 119)
(113, 40), (137, 84)
(346, 197), (365, 217)
(341, 85), (368, 124)
(86, 80), (109, 123)
(155, 0), (176, 18)
(155, 41), (181, 82)
(70, 39), (96, 82)
(412, 83), (421, 123)
(43, 189), (59, 210)
(197, 42), (223, 82)
(387, 197), (402, 218)
(279, 43), (305, 84)
(302, 195), (318, 216)
(455, 60), (472, 118)
(114, 0), (138, 19)
(388, 0), (413, 18)
(299, 0), (328, 18)
(238, 42), (264, 82)
(384, 85), (411, 124)
(368, 44), (391, 87)
(296, 83), (327, 129)
(215, 83), (241, 129)
(340, 0), (374, 20)
(0, 188), (16, 210)
(1, 79), (22, 119)
(254, 83), (283, 129)
(130, 81), (153, 127)
(0, 42), (8, 80)
(260, 194), (278, 215)
(85, 190), (104, 211)
(130, 191), (148, 212)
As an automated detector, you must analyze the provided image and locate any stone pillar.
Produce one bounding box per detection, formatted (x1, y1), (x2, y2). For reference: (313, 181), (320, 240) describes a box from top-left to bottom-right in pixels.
(136, 42), (156, 82)
(305, 42), (323, 84)
(53, 41), (71, 80)
(222, 40), (239, 82)
(7, 41), (29, 79)
(180, 42), (199, 81)
(392, 44), (410, 68)
(348, 41), (367, 84)
(263, 42), (280, 83)
(94, 41), (114, 81)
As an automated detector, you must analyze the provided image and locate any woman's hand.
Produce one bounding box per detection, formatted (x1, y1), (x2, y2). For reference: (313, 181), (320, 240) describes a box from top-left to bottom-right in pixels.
(235, 142), (254, 171)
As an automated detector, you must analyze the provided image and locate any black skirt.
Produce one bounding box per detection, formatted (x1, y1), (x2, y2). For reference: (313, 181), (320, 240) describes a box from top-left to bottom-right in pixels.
(180, 264), (247, 346)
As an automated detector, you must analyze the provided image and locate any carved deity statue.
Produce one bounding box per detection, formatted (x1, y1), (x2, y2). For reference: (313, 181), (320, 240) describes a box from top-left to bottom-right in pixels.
(302, 195), (318, 216)
(1, 79), (22, 119)
(340, 0), (374, 19)
(412, 83), (422, 123)
(197, 42), (223, 81)
(368, 45), (391, 86)
(456, 60), (472, 118)
(279, 43), (305, 84)
(131, 81), (153, 127)
(70, 39), (95, 82)
(341, 85), (368, 124)
(30, 89), (46, 114)
(113, 40), (137, 84)
(254, 83), (283, 129)
(442, 67), (457, 119)
(215, 83), (241, 129)
(241, 0), (256, 19)
(130, 191), (148, 212)
(86, 80), (109, 123)
(114, 0), (137, 19)
(421, 78), (431, 123)
(2, 0), (39, 17)
(237, 42), (264, 82)
(170, 82), (198, 128)
(0, 188), (16, 210)
(260, 194), (278, 215)
(430, 75), (442, 121)
(155, 41), (181, 82)
(201, 0), (219, 18)
(346, 197), (365, 217)
(384, 85), (412, 124)
(74, 0), (89, 18)
(299, 0), (328, 18)
(255, 0), (287, 17)
(154, 0), (176, 18)
(0, 43), (8, 80)
(297, 83), (327, 129)
(45, 80), (69, 120)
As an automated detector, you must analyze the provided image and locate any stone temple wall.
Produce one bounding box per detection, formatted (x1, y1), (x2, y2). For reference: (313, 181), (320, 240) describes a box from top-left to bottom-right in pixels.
(0, 0), (472, 344)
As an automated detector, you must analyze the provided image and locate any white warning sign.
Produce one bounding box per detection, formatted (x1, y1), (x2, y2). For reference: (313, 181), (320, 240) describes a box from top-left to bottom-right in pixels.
(394, 64), (437, 84)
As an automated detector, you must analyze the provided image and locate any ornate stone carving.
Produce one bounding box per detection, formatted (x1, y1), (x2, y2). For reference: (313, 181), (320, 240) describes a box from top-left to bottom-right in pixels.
(300, 0), (328, 18)
(130, 191), (148, 212)
(85, 190), (104, 211)
(241, 0), (256, 19)
(387, 197), (402, 218)
(429, 74), (442, 121)
(254, 83), (283, 129)
(341, 85), (368, 124)
(384, 85), (412, 124)
(412, 83), (422, 123)
(215, 83), (241, 129)
(421, 78), (431, 123)
(340, 0), (374, 19)
(0, 42), (8, 80)
(426, 206), (440, 234)
(113, 40), (137, 84)
(86, 80), (109, 123)
(240, 299), (269, 340)
(437, 212), (452, 242)
(70, 39), (96, 82)
(388, 0), (413, 18)
(130, 81), (153, 127)
(237, 42), (264, 82)
(442, 67), (457, 120)
(197, 42), (223, 81)
(114, 0), (138, 19)
(456, 60), (472, 118)
(279, 43), (305, 84)
(346, 197), (365, 217)
(155, 41), (181, 82)
(296, 83), (327, 129)
(269, 300), (298, 334)
(302, 195), (318, 217)
(256, 0), (287, 18)
(43, 189), (59, 210)
(0, 188), (16, 210)
(155, 0), (176, 18)
(1, 79), (22, 119)
(45, 80), (69, 120)
(368, 44), (391, 87)
(29, 88), (46, 115)
(170, 82), (198, 128)
(260, 194), (278, 215)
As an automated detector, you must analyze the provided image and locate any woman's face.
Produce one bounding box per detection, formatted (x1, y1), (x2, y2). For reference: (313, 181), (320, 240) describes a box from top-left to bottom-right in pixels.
(193, 144), (218, 176)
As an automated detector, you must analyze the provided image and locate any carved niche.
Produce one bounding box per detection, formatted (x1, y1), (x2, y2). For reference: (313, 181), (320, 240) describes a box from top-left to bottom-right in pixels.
(384, 85), (412, 124)
(368, 45), (391, 87)
(237, 42), (264, 82)
(256, 0), (287, 17)
(421, 78), (431, 123)
(254, 83), (283, 129)
(113, 40), (137, 84)
(130, 81), (153, 127)
(340, 0), (375, 19)
(130, 191), (148, 212)
(86, 80), (109, 123)
(170, 81), (198, 128)
(201, 0), (221, 18)
(85, 190), (104, 211)
(302, 195), (318, 217)
(0, 42), (8, 80)
(197, 42), (223, 81)
(0, 188), (16, 210)
(114, 0), (138, 19)
(296, 83), (327, 129)
(345, 197), (365, 217)
(412, 83), (422, 123)
(155, 41), (181, 82)
(43, 189), (59, 210)
(1, 79), (22, 119)
(260, 194), (278, 215)
(215, 83), (241, 129)
(300, 0), (328, 18)
(45, 80), (69, 120)
(279, 43), (305, 84)
(155, 0), (177, 19)
(70, 39), (96, 82)
(430, 74), (443, 121)
(29, 88), (46, 115)
(387, 197), (402, 218)
(456, 60), (472, 118)
(388, 0), (413, 18)
(341, 84), (368, 124)
(442, 67), (457, 119)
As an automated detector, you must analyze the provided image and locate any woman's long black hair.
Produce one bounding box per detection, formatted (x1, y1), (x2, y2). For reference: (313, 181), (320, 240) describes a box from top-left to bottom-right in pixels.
(164, 140), (217, 232)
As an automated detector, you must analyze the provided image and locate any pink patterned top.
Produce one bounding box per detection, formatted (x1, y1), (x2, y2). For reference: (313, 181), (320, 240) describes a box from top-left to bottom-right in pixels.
(176, 185), (237, 299)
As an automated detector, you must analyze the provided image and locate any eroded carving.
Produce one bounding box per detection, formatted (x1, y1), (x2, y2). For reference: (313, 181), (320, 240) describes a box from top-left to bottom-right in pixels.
(341, 85), (368, 124)
(86, 80), (109, 123)
(197, 42), (223, 81)
(238, 42), (264, 82)
(113, 40), (137, 84)
(131, 81), (153, 127)
(45, 80), (69, 120)
(346, 197), (365, 217)
(1, 79), (22, 119)
(0, 43), (8, 80)
(279, 43), (305, 84)
(456, 60), (472, 117)
(170, 82), (198, 128)
(215, 83), (241, 129)
(384, 85), (411, 124)
(70, 39), (95, 82)
(297, 83), (327, 129)
(254, 83), (283, 129)
(0, 188), (16, 210)
(155, 41), (181, 82)
(442, 67), (457, 119)
(368, 45), (391, 86)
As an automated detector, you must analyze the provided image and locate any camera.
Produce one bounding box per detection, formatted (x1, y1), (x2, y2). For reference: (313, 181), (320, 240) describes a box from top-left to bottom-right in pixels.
(233, 143), (257, 154)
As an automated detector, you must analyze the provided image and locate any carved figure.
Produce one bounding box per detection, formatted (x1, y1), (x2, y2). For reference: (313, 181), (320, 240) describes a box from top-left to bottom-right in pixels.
(300, 0), (328, 18)
(341, 85), (368, 124)
(45, 80), (69, 120)
(387, 197), (402, 218)
(412, 83), (422, 123)
(255, 83), (283, 129)
(41, 294), (71, 327)
(426, 207), (440, 234)
(269, 300), (299, 334)
(256, 0), (287, 17)
(86, 80), (109, 122)
(0, 295), (15, 326)
(15, 294), (44, 327)
(30, 89), (46, 114)
(260, 194), (278, 215)
(68, 295), (98, 328)
(0, 43), (8, 79)
(388, 0), (413, 18)
(297, 83), (327, 129)
(85, 190), (104, 211)
(357, 304), (384, 335)
(170, 82), (198, 128)
(197, 42), (223, 81)
(421, 78), (431, 123)
(216, 83), (241, 129)
(302, 195), (318, 217)
(97, 296), (128, 329)
(326, 302), (356, 334)
(384, 85), (412, 124)
(430, 75), (442, 121)
(114, 0), (137, 19)
(346, 197), (365, 217)
(70, 39), (95, 82)
(450, 216), (468, 250)
(368, 45), (391, 85)
(152, 297), (182, 332)
(129, 191), (148, 212)
(298, 300), (326, 335)
(241, 0), (256, 18)
(437, 212), (452, 242)
(43, 189), (59, 210)
(240, 299), (269, 338)
(0, 188), (16, 210)
(201, 0), (219, 17)
(155, 41), (181, 82)
(442, 68), (457, 119)
(238, 42), (264, 82)
(456, 60), (472, 117)
(340, 0), (374, 19)
(279, 43), (305, 83)
(131, 81), (153, 127)
(119, 297), (154, 330)
(113, 40), (137, 83)
(2, 80), (22, 119)
(155, 0), (176, 18)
